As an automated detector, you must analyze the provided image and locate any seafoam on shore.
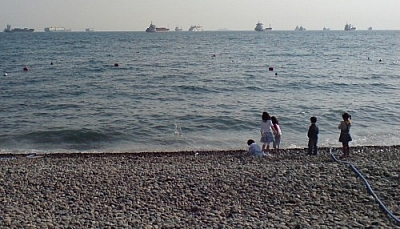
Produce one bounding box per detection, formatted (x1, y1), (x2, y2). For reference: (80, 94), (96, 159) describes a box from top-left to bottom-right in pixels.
(0, 146), (399, 228)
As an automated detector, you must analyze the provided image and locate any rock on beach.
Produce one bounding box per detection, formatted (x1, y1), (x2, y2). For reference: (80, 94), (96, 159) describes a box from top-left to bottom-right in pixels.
(0, 146), (399, 228)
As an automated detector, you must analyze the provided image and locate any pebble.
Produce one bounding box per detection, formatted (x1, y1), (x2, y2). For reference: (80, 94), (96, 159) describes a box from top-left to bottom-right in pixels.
(0, 146), (399, 228)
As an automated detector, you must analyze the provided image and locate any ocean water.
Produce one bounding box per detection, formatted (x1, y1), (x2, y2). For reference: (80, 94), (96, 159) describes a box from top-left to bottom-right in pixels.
(1, 31), (399, 154)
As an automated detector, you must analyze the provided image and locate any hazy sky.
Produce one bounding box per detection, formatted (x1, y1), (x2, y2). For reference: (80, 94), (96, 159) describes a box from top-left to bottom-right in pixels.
(1, 0), (399, 31)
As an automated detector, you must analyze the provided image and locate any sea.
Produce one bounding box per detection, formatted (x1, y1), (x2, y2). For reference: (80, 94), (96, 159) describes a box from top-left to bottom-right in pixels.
(1, 30), (399, 154)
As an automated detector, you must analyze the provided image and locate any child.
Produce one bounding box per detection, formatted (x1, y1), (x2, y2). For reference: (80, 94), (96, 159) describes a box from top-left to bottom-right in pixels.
(307, 116), (319, 155)
(271, 116), (281, 153)
(247, 139), (265, 157)
(338, 112), (352, 159)
(260, 112), (274, 153)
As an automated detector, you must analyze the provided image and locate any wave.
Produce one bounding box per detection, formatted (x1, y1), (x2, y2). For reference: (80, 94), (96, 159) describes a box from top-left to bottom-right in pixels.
(1, 129), (124, 151)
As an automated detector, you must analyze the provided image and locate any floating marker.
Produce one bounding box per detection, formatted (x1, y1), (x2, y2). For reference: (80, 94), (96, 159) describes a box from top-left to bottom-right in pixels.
(23, 67), (29, 71)
(275, 72), (278, 76)
(114, 63), (119, 67)
(269, 67), (274, 71)
(3, 73), (7, 76)
(51, 62), (53, 65)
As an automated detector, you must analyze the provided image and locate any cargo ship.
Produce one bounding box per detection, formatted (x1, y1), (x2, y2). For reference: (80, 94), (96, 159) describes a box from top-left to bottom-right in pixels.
(4, 24), (34, 33)
(188, 25), (203, 32)
(344, 23), (356, 31)
(44, 27), (72, 32)
(295, 26), (306, 31)
(145, 22), (169, 32)
(255, 21), (264, 31)
(255, 22), (272, 32)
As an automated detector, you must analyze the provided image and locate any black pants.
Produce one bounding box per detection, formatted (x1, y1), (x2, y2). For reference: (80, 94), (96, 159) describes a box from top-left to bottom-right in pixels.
(308, 138), (318, 154)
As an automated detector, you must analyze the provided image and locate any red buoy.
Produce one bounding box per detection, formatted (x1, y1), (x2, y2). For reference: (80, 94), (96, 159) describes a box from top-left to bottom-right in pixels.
(23, 67), (29, 71)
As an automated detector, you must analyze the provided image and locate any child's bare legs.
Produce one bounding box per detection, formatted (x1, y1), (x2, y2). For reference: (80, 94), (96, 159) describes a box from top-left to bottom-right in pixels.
(340, 143), (349, 158)
(344, 143), (349, 156)
(262, 143), (266, 153)
(273, 144), (278, 153)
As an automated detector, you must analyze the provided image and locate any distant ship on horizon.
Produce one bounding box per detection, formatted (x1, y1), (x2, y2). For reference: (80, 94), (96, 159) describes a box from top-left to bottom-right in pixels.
(188, 25), (203, 32)
(255, 21), (264, 31)
(344, 23), (356, 31)
(145, 22), (169, 32)
(295, 26), (306, 31)
(44, 27), (71, 32)
(4, 24), (34, 33)
(255, 21), (272, 31)
(85, 28), (94, 32)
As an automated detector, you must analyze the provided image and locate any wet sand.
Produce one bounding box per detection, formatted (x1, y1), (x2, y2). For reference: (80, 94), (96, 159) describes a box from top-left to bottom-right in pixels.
(1, 146), (399, 228)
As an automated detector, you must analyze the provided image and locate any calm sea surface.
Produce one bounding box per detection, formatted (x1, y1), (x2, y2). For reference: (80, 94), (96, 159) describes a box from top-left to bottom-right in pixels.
(1, 31), (399, 154)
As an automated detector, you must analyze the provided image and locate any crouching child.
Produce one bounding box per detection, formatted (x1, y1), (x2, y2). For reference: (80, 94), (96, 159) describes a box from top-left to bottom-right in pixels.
(247, 139), (266, 157)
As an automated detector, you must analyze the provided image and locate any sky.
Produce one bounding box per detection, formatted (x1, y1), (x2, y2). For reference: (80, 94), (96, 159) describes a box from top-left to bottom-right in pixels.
(1, 0), (399, 32)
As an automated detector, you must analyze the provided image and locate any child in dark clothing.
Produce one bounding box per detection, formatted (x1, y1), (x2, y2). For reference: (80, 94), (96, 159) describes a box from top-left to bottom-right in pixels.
(338, 112), (352, 159)
(307, 116), (319, 155)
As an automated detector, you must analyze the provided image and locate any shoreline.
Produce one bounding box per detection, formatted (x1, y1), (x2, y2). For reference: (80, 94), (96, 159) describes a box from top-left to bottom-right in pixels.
(1, 145), (400, 157)
(1, 145), (399, 228)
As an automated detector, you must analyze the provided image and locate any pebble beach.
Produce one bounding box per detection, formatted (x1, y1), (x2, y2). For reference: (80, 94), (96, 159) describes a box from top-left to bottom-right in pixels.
(1, 146), (399, 228)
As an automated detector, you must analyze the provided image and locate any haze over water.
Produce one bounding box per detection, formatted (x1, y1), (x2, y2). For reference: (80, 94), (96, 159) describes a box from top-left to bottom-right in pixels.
(1, 31), (399, 154)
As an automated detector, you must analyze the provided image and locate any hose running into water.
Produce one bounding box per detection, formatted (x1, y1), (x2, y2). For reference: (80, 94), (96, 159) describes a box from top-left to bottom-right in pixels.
(329, 149), (400, 225)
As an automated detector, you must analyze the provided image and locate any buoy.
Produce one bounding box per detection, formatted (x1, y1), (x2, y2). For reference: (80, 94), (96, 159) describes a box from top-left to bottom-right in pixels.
(211, 54), (216, 57)
(275, 72), (278, 76)
(23, 67), (29, 71)
(379, 59), (382, 62)
(3, 73), (7, 76)
(268, 67), (274, 71)
(114, 63), (119, 67)
(50, 62), (53, 65)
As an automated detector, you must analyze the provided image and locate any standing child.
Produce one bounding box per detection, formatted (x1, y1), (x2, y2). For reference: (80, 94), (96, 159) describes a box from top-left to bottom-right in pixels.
(260, 112), (274, 153)
(338, 112), (352, 159)
(271, 116), (281, 153)
(307, 116), (319, 155)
